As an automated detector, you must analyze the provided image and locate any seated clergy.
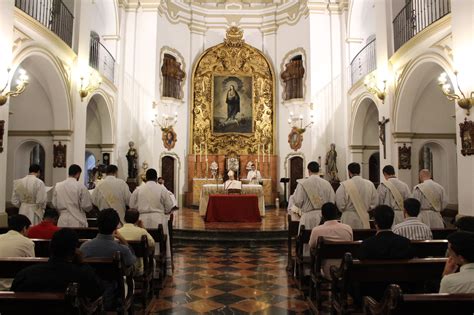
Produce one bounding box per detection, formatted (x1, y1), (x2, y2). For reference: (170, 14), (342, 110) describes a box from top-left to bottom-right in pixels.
(224, 170), (242, 192)
(440, 231), (474, 293)
(11, 228), (104, 300)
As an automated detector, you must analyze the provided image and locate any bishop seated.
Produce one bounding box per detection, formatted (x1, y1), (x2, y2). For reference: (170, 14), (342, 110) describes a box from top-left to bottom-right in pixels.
(224, 170), (242, 194)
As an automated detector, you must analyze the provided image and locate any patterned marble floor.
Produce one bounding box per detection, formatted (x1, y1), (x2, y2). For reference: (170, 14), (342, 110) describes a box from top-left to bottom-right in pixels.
(172, 207), (288, 231)
(148, 243), (311, 314)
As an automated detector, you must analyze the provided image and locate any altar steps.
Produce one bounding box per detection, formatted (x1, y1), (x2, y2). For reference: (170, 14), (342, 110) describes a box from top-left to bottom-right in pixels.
(173, 228), (287, 244)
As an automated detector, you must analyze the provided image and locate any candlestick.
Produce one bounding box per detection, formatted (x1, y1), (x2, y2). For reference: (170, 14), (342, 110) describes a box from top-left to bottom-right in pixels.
(199, 143), (202, 163)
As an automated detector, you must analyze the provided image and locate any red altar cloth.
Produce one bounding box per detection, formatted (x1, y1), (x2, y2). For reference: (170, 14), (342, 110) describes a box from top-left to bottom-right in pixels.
(205, 194), (262, 223)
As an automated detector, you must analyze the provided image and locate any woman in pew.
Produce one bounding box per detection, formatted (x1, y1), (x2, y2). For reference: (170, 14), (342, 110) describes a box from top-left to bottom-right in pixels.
(440, 231), (474, 293)
(11, 229), (104, 300)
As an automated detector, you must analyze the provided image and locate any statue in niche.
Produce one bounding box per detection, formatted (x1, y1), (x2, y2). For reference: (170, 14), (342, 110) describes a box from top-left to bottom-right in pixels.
(280, 55), (305, 100)
(126, 141), (138, 179)
(53, 142), (67, 168)
(460, 118), (474, 156)
(398, 143), (411, 169)
(161, 53), (185, 99)
(325, 143), (339, 182)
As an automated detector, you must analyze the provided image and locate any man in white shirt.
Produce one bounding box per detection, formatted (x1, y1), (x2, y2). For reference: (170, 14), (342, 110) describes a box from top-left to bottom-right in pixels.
(92, 164), (131, 222)
(440, 231), (474, 293)
(336, 162), (378, 229)
(292, 162), (335, 231)
(246, 163), (262, 184)
(52, 164), (93, 227)
(130, 169), (174, 274)
(158, 177), (177, 208)
(412, 169), (447, 228)
(118, 209), (155, 275)
(0, 215), (35, 290)
(377, 165), (411, 225)
(392, 198), (433, 240)
(11, 164), (47, 225)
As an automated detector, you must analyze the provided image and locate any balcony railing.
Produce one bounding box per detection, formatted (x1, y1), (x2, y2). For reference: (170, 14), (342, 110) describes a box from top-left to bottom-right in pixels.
(89, 35), (115, 83)
(393, 0), (451, 52)
(15, 0), (74, 47)
(350, 39), (376, 86)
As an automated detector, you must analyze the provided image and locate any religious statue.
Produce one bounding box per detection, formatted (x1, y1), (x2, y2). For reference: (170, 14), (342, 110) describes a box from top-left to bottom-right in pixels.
(210, 161), (218, 179)
(325, 143), (339, 182)
(53, 141), (67, 168)
(161, 53), (185, 99)
(126, 141), (138, 179)
(139, 161), (149, 184)
(280, 55), (305, 100)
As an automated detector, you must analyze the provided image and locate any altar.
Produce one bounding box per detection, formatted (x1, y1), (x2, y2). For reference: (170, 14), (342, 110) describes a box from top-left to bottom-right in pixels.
(199, 184), (265, 216)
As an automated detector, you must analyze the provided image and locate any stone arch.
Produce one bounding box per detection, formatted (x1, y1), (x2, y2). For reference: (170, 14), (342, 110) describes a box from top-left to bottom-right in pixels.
(87, 91), (114, 145)
(350, 94), (379, 146)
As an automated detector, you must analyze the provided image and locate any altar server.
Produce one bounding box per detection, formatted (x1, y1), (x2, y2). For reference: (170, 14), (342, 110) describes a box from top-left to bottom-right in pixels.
(92, 164), (131, 222)
(412, 169), (447, 228)
(247, 163), (262, 184)
(336, 162), (378, 229)
(377, 165), (411, 225)
(11, 164), (47, 225)
(52, 164), (93, 227)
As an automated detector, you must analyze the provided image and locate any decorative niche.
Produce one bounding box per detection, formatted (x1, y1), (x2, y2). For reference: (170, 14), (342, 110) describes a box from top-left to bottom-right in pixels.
(160, 47), (186, 100)
(280, 48), (306, 102)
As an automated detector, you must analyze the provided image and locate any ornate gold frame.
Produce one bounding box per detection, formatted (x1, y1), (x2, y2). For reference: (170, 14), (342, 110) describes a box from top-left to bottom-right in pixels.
(190, 26), (275, 155)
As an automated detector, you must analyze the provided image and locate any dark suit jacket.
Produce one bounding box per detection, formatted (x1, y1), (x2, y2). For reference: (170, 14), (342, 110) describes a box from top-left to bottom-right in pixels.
(359, 230), (414, 260)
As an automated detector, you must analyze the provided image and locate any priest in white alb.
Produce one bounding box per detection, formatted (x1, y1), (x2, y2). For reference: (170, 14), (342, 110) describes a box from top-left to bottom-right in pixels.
(247, 163), (262, 184)
(91, 164), (131, 222)
(129, 168), (174, 274)
(412, 169), (447, 228)
(52, 164), (93, 227)
(336, 162), (378, 229)
(292, 161), (335, 231)
(11, 164), (47, 225)
(224, 170), (242, 191)
(377, 165), (411, 225)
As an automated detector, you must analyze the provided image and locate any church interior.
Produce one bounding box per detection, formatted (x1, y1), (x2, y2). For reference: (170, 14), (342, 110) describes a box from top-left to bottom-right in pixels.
(0, 0), (474, 314)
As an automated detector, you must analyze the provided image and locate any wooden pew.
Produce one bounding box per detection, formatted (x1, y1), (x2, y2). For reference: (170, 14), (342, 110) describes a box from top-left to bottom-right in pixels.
(294, 225), (311, 290)
(287, 214), (299, 272)
(0, 252), (133, 315)
(128, 235), (154, 307)
(330, 253), (447, 315)
(0, 282), (103, 315)
(308, 238), (448, 312)
(364, 284), (474, 315)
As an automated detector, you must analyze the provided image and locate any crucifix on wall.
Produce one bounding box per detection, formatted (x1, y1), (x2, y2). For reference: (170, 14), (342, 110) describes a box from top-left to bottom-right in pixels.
(378, 116), (390, 159)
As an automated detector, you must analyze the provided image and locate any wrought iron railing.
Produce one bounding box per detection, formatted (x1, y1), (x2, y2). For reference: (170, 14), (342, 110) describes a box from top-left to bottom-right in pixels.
(350, 39), (376, 86)
(15, 0), (74, 47)
(393, 0), (451, 52)
(89, 35), (115, 83)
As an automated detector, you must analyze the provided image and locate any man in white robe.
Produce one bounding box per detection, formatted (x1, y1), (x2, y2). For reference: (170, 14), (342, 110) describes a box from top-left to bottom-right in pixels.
(11, 164), (47, 225)
(92, 164), (131, 222)
(130, 168), (174, 275)
(412, 169), (447, 228)
(292, 162), (335, 231)
(158, 177), (177, 208)
(247, 164), (262, 185)
(52, 164), (93, 227)
(336, 162), (378, 229)
(377, 165), (411, 225)
(224, 170), (242, 191)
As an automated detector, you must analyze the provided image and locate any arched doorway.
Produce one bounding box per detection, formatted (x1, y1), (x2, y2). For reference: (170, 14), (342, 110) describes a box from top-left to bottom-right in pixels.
(84, 151), (96, 188)
(369, 152), (380, 187)
(289, 156), (303, 195)
(161, 156), (175, 194)
(30, 143), (45, 181)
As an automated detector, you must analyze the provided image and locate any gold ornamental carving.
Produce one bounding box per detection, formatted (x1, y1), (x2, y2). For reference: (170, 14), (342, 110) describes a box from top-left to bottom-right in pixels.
(190, 26), (274, 155)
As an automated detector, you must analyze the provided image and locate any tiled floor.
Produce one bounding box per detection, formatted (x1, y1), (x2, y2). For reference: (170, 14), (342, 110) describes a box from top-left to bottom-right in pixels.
(173, 207), (289, 231)
(148, 243), (311, 314)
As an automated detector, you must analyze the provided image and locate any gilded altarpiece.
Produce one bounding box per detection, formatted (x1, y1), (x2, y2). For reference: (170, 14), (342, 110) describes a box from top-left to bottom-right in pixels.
(186, 27), (277, 207)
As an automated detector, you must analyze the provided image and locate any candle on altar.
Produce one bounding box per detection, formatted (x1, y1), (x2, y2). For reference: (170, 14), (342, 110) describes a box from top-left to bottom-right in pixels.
(205, 143), (208, 161)
(199, 143), (202, 162)
(263, 144), (265, 163)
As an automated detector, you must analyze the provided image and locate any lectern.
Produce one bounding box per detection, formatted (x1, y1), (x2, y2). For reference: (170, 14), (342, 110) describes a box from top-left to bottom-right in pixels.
(280, 177), (290, 208)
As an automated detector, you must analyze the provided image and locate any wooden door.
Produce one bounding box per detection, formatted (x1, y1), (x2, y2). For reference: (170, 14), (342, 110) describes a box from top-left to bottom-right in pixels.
(369, 152), (380, 187)
(290, 156), (303, 195)
(161, 156), (175, 194)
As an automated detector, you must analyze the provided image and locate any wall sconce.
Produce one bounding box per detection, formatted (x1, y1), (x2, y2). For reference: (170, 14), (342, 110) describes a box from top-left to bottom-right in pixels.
(0, 68), (29, 106)
(79, 71), (101, 101)
(287, 111), (314, 133)
(364, 76), (386, 103)
(438, 71), (473, 116)
(151, 101), (178, 131)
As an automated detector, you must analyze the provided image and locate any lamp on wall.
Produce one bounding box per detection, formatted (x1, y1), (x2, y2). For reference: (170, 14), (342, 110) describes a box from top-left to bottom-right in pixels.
(364, 75), (386, 103)
(151, 101), (178, 131)
(79, 71), (101, 101)
(287, 111), (314, 133)
(438, 71), (473, 116)
(0, 68), (29, 106)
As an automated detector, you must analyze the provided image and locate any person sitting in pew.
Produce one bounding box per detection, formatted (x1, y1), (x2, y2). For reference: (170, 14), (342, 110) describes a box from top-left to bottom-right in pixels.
(118, 209), (155, 275)
(0, 215), (35, 290)
(454, 216), (474, 233)
(308, 202), (353, 277)
(80, 208), (136, 310)
(359, 205), (414, 260)
(27, 208), (60, 240)
(392, 198), (432, 241)
(11, 228), (103, 300)
(440, 231), (474, 293)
